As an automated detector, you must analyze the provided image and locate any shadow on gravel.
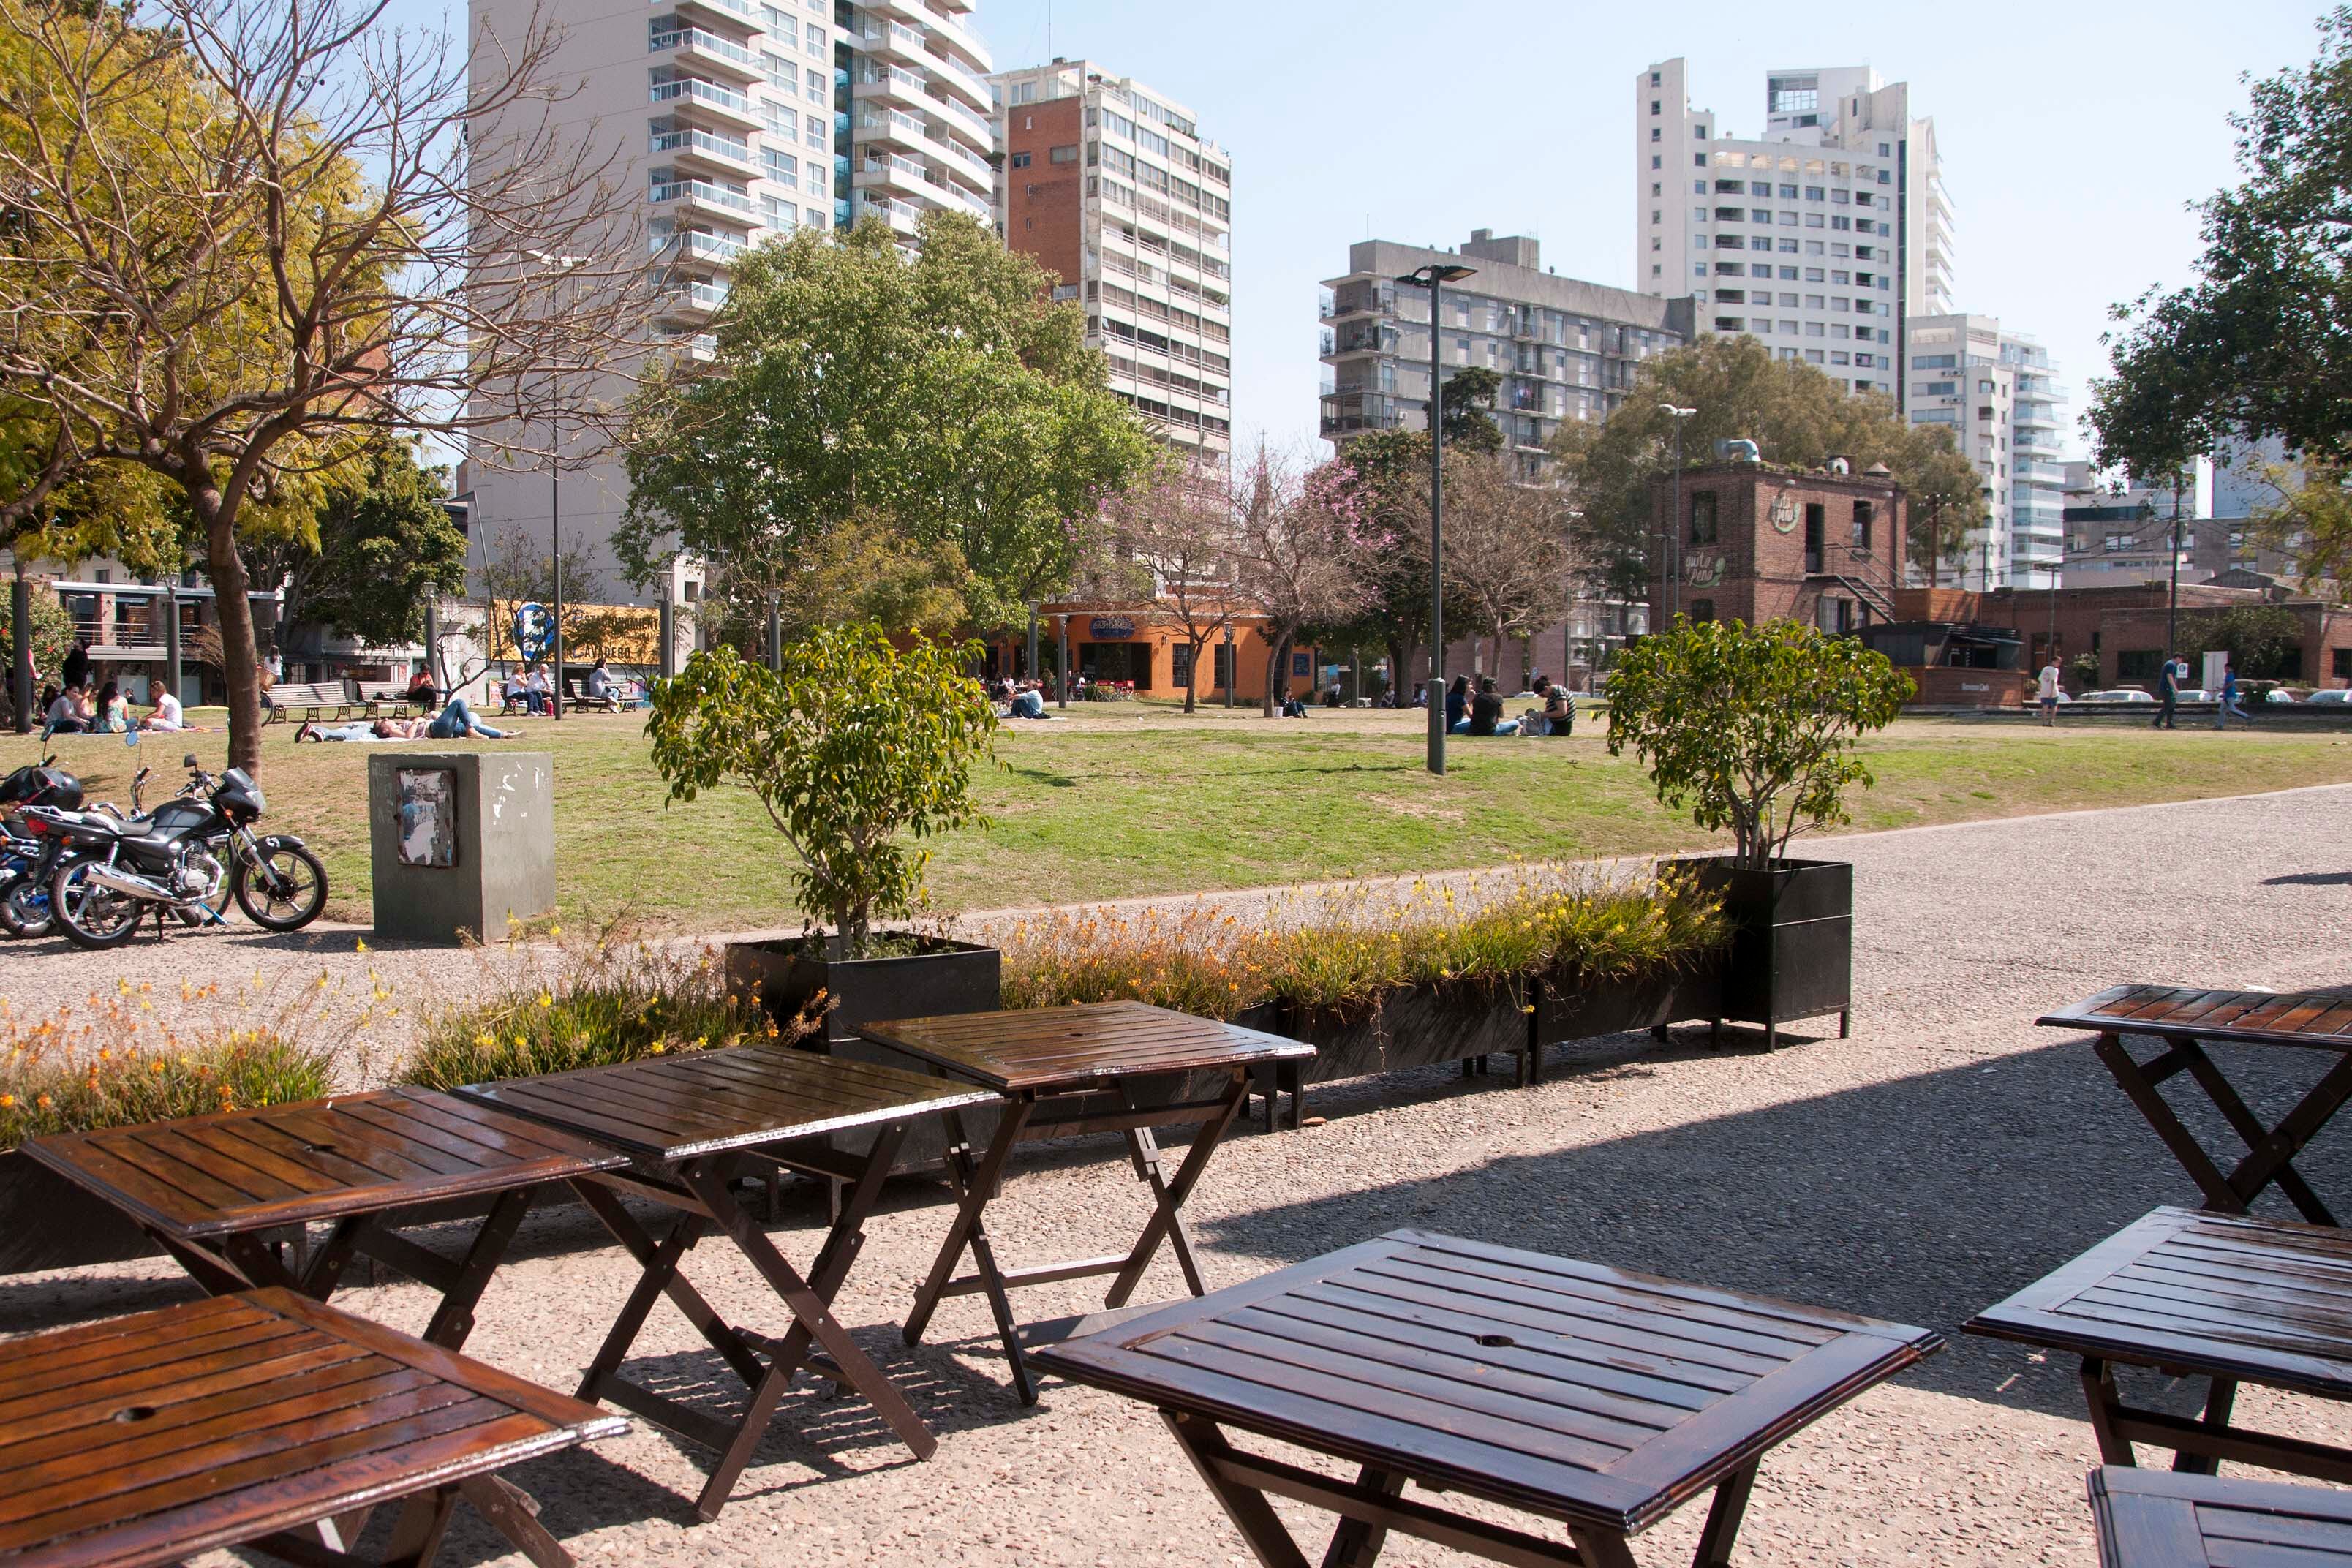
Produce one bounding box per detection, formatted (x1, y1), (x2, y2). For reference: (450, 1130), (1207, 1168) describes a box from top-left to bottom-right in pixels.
(2264, 870), (2352, 886)
(1199, 1029), (2352, 1426)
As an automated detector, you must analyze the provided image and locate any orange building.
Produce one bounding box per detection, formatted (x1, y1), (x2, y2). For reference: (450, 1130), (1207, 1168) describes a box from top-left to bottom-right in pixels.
(989, 603), (1321, 704)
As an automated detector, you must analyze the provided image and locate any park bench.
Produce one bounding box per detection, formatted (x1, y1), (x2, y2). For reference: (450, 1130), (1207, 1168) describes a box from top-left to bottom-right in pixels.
(260, 681), (366, 725)
(564, 677), (619, 713)
(357, 679), (431, 714)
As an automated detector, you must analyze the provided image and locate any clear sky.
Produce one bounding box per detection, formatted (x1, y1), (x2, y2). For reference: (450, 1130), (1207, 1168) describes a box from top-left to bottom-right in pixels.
(978, 0), (2332, 467)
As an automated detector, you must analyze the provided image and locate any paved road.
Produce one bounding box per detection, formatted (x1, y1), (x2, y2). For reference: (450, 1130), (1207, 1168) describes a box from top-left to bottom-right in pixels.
(10, 783), (2352, 1565)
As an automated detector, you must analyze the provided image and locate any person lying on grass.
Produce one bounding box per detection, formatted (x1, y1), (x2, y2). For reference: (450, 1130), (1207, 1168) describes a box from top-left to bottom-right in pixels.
(296, 696), (513, 743)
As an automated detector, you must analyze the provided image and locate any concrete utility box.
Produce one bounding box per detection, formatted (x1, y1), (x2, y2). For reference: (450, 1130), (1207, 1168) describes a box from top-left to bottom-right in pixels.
(366, 752), (554, 943)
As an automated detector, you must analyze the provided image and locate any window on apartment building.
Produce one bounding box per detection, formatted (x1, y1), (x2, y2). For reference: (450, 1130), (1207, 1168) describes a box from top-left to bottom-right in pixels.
(1049, 145), (1078, 163)
(1650, 127), (1661, 143)
(1694, 153), (1707, 166)
(1806, 241), (1825, 255)
(1009, 151), (1030, 167)
(1689, 491), (1719, 544)
(1652, 155), (1662, 169)
(1779, 211), (1798, 226)
(1852, 500), (1874, 550)
(1776, 239), (1796, 254)
(763, 147), (796, 182)
(1651, 238), (1662, 252)
(804, 67), (823, 103)
(1695, 125), (1708, 137)
(1806, 214), (1825, 229)
(1779, 290), (1798, 304)
(1780, 319), (1798, 334)
(1651, 70), (1662, 85)
(1831, 189), (1849, 205)
(1750, 181), (1770, 197)
(804, 20), (823, 50)
(1014, 81), (1036, 103)
(1650, 99), (1661, 114)
(1693, 264), (1707, 278)
(1978, 407), (1996, 421)
(1806, 323), (1825, 338)
(1652, 263), (1663, 277)
(1878, 141), (1891, 156)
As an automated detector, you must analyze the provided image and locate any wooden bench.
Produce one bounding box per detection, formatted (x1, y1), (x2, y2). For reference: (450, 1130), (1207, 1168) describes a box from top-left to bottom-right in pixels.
(564, 679), (619, 713)
(260, 681), (358, 724)
(357, 680), (430, 715)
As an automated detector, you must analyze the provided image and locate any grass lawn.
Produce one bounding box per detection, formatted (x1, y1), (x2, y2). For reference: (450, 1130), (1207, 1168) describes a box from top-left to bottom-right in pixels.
(11, 703), (2348, 931)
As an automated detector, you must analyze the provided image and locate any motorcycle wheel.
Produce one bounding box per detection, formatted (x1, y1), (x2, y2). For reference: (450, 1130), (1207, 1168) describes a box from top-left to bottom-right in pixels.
(0, 872), (53, 939)
(233, 843), (328, 931)
(50, 859), (147, 950)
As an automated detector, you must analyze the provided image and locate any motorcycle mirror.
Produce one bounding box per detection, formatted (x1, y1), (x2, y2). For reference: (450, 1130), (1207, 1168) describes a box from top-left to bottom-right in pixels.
(182, 754), (198, 770)
(124, 725), (139, 748)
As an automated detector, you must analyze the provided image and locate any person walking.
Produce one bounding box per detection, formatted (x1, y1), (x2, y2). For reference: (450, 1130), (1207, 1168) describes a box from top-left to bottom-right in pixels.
(2037, 656), (2062, 727)
(2153, 654), (2182, 730)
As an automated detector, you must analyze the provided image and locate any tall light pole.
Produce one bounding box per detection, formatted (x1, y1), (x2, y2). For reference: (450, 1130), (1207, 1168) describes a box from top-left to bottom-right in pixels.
(525, 250), (589, 720)
(1399, 260), (1477, 777)
(1660, 404), (1697, 625)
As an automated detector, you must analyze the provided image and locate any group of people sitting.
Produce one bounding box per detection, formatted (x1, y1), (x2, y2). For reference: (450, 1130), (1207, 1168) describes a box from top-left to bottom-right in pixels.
(1443, 674), (1576, 738)
(495, 660), (627, 714)
(43, 676), (184, 735)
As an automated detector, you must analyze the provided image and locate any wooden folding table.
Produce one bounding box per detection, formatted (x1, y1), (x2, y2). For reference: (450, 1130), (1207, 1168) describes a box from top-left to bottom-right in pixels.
(0, 1286), (624, 1568)
(23, 1089), (627, 1351)
(1035, 1228), (1940, 1568)
(2089, 1466), (2352, 1568)
(453, 1043), (995, 1519)
(865, 1000), (1315, 1406)
(2041, 984), (2352, 1224)
(1970, 1206), (2352, 1484)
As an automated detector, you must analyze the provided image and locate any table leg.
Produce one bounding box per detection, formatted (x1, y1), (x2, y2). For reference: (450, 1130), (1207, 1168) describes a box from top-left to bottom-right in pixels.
(417, 1186), (535, 1350)
(2174, 1378), (2238, 1476)
(680, 1160), (936, 1475)
(1321, 1466), (1403, 1568)
(905, 1098), (1036, 1401)
(2178, 1042), (2352, 1224)
(570, 1177), (765, 1389)
(1689, 1462), (1757, 1568)
(379, 1484), (460, 1568)
(1161, 1411), (1313, 1568)
(2093, 1034), (2245, 1213)
(456, 1474), (574, 1568)
(2081, 1357), (2137, 1467)
(1104, 1074), (1247, 1310)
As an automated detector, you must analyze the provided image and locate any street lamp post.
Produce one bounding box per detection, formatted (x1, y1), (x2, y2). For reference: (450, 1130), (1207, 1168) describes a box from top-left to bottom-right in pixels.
(521, 250), (589, 721)
(1398, 260), (1477, 777)
(1660, 404), (1697, 625)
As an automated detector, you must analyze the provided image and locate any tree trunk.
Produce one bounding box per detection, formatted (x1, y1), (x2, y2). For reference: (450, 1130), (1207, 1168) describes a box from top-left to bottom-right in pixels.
(1182, 637), (1200, 714)
(195, 489), (265, 776)
(1260, 631), (1284, 718)
(1387, 636), (1410, 706)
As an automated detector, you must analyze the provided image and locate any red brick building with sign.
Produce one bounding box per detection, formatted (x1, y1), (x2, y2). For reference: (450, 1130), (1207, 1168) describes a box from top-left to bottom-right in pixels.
(1645, 461), (1906, 635)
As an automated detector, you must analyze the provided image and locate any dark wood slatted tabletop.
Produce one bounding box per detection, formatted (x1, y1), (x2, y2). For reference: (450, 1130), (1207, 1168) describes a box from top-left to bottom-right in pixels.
(1033, 1228), (1940, 1534)
(0, 1286), (624, 1568)
(451, 1042), (997, 1161)
(2089, 1466), (2352, 1567)
(1966, 1207), (2352, 1398)
(20, 1090), (629, 1240)
(862, 1000), (1316, 1093)
(2041, 987), (2352, 1052)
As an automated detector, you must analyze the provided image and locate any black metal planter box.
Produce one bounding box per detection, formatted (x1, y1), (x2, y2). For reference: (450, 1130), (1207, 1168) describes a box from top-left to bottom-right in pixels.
(1677, 857), (1852, 1048)
(0, 1147), (159, 1276)
(725, 933), (1003, 1170)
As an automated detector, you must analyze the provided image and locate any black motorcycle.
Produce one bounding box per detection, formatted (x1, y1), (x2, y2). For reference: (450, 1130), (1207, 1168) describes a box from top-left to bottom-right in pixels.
(42, 754), (326, 948)
(0, 755), (134, 938)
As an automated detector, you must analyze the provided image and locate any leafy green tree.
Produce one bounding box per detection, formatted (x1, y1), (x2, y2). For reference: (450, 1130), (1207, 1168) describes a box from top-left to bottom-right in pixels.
(1551, 336), (1972, 598)
(241, 440), (466, 655)
(644, 630), (998, 957)
(1440, 367), (1505, 455)
(621, 214), (1158, 633)
(1901, 425), (1990, 587)
(2195, 603), (2306, 679)
(1314, 429), (1474, 697)
(1605, 617), (1913, 870)
(2092, 10), (2352, 472)
(772, 513), (971, 644)
(2246, 459), (2352, 589)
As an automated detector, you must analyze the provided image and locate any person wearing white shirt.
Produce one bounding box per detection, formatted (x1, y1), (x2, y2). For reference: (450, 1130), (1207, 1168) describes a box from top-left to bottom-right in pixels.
(524, 664), (551, 715)
(2036, 660), (2061, 727)
(140, 679), (184, 731)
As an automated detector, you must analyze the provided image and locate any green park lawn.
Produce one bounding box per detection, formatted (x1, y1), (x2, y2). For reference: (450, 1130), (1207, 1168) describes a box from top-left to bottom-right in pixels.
(12, 703), (2350, 931)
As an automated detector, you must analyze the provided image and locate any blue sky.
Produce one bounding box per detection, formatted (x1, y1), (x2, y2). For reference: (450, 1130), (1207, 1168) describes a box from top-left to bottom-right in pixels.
(975, 0), (2332, 464)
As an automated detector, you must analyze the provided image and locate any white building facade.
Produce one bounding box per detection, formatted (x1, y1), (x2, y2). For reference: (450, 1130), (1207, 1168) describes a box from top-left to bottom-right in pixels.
(990, 60), (1234, 467)
(1637, 59), (1952, 406)
(1904, 313), (2068, 588)
(462, 0), (989, 603)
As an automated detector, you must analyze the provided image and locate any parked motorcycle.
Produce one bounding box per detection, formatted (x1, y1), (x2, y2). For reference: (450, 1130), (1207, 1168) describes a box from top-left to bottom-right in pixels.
(41, 754), (326, 948)
(0, 755), (99, 938)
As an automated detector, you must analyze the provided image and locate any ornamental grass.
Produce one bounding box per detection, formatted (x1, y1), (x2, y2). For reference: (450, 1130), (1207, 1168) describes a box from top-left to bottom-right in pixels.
(998, 863), (1727, 1021)
(0, 975), (337, 1150)
(397, 912), (783, 1090)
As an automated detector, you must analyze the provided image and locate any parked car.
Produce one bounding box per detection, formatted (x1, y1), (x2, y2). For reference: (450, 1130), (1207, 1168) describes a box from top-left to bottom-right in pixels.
(2309, 688), (2352, 705)
(2266, 688), (2303, 704)
(2174, 688), (2213, 702)
(2084, 689), (2156, 704)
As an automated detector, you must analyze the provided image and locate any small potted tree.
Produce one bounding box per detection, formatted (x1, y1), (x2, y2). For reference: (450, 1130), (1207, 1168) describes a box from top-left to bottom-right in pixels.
(647, 627), (1003, 1053)
(1605, 617), (1912, 1047)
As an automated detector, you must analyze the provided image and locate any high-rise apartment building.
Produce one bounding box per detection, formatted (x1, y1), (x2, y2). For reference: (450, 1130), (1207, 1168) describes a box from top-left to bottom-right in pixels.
(1319, 231), (1684, 469)
(1637, 59), (1951, 406)
(990, 60), (1234, 466)
(462, 0), (990, 598)
(1904, 312), (2068, 587)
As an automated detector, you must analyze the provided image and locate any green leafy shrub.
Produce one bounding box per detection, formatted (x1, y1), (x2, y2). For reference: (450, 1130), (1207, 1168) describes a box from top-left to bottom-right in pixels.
(399, 921), (780, 1090)
(646, 630), (998, 957)
(0, 978), (335, 1148)
(1605, 617), (1912, 870)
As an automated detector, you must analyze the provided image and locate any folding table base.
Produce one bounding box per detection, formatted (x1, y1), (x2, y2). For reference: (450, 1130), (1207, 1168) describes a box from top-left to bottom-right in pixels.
(244, 1474), (578, 1568)
(903, 1074), (1249, 1406)
(1161, 1411), (1757, 1568)
(568, 1126), (935, 1520)
(2081, 1356), (2352, 1484)
(2093, 1030), (2352, 1224)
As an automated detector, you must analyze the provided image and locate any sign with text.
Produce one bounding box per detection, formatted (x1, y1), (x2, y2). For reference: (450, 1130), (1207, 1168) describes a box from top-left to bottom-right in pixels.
(1088, 615), (1137, 640)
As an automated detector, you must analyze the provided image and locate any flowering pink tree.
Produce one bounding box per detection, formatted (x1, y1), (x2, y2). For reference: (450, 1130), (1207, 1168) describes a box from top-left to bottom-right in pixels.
(1100, 462), (1239, 714)
(1234, 445), (1376, 717)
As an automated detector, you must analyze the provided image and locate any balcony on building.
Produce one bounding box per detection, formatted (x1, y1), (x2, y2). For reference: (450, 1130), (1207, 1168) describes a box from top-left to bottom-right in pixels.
(649, 176), (755, 224)
(856, 191), (924, 238)
(649, 22), (764, 83)
(657, 227), (751, 268)
(671, 0), (754, 26)
(916, 44), (991, 113)
(649, 73), (761, 132)
(658, 276), (731, 320)
(650, 122), (756, 178)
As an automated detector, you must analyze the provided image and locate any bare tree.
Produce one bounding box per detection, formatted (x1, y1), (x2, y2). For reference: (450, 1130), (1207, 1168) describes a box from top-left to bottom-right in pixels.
(0, 0), (654, 770)
(1104, 463), (1239, 715)
(1233, 445), (1374, 717)
(1429, 453), (1576, 684)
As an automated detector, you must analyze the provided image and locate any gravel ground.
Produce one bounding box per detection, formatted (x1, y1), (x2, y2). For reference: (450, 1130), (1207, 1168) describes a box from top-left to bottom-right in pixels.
(10, 782), (2352, 1566)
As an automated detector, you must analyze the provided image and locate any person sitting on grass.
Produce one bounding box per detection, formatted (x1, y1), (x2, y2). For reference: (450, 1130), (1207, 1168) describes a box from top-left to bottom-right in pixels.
(1465, 676), (1519, 737)
(140, 679), (184, 731)
(1444, 674), (1470, 733)
(43, 684), (88, 734)
(1540, 680), (1574, 737)
(1009, 680), (1048, 719)
(91, 679), (129, 733)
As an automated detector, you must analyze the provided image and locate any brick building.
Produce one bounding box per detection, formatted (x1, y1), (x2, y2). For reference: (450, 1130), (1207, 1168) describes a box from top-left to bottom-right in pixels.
(1646, 460), (1905, 633)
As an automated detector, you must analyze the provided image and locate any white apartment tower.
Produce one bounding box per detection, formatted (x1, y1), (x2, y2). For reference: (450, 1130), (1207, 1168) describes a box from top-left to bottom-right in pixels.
(1637, 59), (1953, 406)
(1905, 313), (2068, 588)
(462, 0), (990, 600)
(990, 61), (1234, 466)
